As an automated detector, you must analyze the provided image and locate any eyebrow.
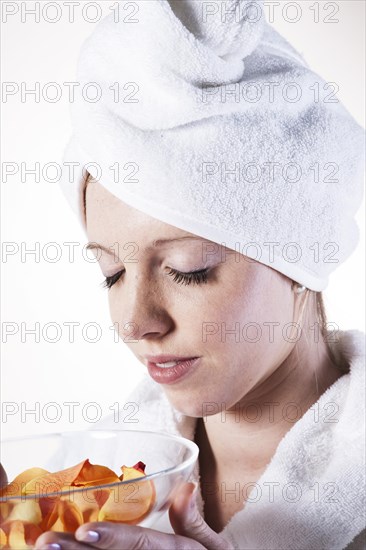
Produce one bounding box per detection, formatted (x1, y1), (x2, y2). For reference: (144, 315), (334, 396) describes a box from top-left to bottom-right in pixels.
(86, 236), (202, 255)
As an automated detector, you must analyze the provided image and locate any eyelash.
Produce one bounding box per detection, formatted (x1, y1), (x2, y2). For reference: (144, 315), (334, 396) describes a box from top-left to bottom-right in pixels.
(166, 268), (209, 286)
(101, 268), (209, 290)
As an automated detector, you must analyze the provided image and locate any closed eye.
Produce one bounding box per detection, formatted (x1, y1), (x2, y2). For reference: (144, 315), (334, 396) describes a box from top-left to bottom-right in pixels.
(102, 271), (124, 290)
(165, 268), (209, 286)
(101, 268), (209, 290)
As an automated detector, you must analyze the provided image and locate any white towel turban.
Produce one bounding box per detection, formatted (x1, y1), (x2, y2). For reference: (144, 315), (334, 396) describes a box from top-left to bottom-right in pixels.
(59, 0), (365, 291)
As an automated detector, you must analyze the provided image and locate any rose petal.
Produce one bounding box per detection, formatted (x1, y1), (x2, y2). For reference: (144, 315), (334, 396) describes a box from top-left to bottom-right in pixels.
(72, 463), (119, 487)
(57, 499), (83, 533)
(121, 465), (146, 481)
(0, 527), (7, 549)
(2, 520), (42, 550)
(98, 466), (156, 524)
(22, 460), (88, 497)
(0, 502), (13, 524)
(38, 497), (60, 531)
(0, 468), (49, 498)
(0, 458), (155, 537)
(65, 485), (109, 517)
(49, 515), (64, 532)
(7, 500), (42, 525)
(8, 520), (29, 550)
(82, 507), (99, 523)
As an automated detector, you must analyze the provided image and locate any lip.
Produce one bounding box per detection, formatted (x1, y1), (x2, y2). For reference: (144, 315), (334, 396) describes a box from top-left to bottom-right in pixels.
(144, 354), (199, 363)
(146, 357), (201, 385)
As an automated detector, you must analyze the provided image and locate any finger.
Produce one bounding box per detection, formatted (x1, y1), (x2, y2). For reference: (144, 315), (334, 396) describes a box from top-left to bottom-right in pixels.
(34, 531), (85, 550)
(169, 483), (232, 550)
(75, 521), (205, 550)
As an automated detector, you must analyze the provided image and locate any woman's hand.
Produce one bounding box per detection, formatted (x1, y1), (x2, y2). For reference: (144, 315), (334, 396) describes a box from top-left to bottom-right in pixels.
(34, 482), (233, 550)
(0, 463), (8, 489)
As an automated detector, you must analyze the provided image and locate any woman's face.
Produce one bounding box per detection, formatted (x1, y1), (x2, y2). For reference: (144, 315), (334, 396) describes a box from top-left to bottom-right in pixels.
(86, 179), (300, 417)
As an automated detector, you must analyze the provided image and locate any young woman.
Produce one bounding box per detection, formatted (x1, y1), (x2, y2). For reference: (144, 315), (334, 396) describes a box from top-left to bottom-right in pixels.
(35, 0), (365, 548)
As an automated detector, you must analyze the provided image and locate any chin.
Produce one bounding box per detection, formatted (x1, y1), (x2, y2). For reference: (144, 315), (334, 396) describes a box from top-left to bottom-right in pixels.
(164, 393), (207, 418)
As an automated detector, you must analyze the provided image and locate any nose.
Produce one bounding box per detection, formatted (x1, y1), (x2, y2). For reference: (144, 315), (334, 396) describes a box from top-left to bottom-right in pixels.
(110, 273), (173, 342)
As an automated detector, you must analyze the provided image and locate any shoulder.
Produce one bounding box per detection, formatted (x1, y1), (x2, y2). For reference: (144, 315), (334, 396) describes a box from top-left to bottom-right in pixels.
(343, 528), (366, 550)
(332, 328), (365, 361)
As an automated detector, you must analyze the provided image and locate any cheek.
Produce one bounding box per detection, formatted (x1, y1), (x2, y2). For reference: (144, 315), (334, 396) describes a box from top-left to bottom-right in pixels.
(201, 283), (293, 359)
(108, 293), (122, 335)
(108, 293), (115, 318)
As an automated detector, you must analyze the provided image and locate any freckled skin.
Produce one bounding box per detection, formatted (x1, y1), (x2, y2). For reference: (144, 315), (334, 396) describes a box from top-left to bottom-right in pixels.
(86, 179), (341, 412)
(85, 178), (344, 527)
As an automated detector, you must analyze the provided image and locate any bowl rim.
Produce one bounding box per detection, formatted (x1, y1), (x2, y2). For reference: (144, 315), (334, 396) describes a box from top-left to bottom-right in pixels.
(0, 429), (199, 502)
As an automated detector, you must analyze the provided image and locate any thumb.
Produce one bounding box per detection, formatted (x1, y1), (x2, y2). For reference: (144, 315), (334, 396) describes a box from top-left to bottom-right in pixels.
(169, 482), (231, 550)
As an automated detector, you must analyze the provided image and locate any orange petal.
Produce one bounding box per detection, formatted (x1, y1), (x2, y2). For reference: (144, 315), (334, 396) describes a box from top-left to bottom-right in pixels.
(120, 465), (146, 481)
(0, 502), (14, 524)
(38, 497), (59, 532)
(0, 459), (154, 537)
(82, 507), (99, 523)
(22, 460), (88, 497)
(7, 520), (28, 550)
(98, 475), (156, 525)
(0, 468), (49, 498)
(93, 487), (111, 509)
(49, 515), (64, 533)
(63, 485), (108, 516)
(72, 462), (119, 487)
(7, 500), (42, 525)
(3, 520), (42, 550)
(0, 528), (7, 549)
(57, 499), (83, 533)
(23, 522), (42, 548)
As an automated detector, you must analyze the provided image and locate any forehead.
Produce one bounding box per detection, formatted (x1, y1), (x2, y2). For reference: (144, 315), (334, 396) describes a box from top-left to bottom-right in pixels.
(85, 178), (206, 249)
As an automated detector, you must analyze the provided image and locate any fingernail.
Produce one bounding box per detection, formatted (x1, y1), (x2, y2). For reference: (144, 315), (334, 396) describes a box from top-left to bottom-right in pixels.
(76, 530), (100, 543)
(43, 544), (61, 550)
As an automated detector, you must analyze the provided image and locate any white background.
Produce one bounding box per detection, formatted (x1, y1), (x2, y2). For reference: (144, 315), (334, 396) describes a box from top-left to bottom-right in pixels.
(1, 1), (365, 439)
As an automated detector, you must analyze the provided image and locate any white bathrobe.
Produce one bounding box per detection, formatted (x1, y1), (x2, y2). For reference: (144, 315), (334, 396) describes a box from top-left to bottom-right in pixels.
(95, 329), (365, 549)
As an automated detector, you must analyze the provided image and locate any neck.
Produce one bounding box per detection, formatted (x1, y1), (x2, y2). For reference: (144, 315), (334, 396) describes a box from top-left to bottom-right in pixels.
(196, 334), (347, 475)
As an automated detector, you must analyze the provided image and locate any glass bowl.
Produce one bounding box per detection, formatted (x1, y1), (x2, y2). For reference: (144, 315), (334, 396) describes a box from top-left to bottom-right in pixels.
(0, 430), (199, 549)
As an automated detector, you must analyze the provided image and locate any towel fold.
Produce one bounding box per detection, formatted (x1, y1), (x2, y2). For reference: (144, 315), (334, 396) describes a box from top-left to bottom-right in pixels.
(59, 0), (365, 291)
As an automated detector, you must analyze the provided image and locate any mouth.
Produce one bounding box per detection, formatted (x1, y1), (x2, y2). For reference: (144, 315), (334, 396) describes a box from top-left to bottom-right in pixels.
(144, 354), (200, 366)
(145, 356), (201, 384)
(155, 361), (183, 368)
